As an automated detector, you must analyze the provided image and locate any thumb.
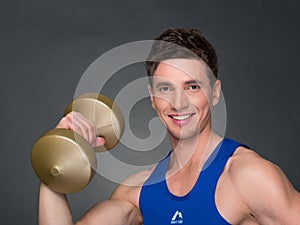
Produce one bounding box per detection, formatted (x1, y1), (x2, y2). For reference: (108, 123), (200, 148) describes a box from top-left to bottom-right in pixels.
(94, 137), (105, 147)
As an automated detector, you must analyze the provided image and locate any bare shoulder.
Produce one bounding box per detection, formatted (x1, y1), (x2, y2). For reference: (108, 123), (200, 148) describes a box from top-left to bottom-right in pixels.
(227, 146), (276, 176)
(110, 168), (154, 207)
(225, 146), (300, 223)
(227, 146), (291, 189)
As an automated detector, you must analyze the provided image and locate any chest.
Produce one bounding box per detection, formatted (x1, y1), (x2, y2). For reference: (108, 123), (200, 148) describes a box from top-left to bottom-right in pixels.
(139, 139), (256, 224)
(141, 162), (253, 225)
(166, 166), (201, 197)
(140, 161), (227, 224)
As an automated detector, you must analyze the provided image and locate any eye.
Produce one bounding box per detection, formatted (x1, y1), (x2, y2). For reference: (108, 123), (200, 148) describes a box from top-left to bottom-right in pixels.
(187, 85), (201, 91)
(159, 86), (172, 92)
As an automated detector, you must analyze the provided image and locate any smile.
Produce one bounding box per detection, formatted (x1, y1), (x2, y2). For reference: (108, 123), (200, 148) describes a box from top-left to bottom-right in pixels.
(169, 113), (195, 121)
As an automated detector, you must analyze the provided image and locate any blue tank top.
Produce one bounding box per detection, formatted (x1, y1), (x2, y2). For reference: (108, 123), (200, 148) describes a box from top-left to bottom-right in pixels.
(139, 138), (248, 225)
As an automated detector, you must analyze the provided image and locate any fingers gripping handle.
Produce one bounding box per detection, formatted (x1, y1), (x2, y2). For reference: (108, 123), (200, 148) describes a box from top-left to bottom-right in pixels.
(64, 93), (125, 151)
(31, 93), (124, 193)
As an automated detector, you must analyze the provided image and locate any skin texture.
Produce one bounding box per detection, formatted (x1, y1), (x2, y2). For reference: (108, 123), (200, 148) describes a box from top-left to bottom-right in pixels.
(39, 58), (300, 225)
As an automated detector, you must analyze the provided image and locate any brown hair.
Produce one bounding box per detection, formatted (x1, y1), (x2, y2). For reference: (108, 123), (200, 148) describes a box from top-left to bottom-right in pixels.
(146, 28), (218, 86)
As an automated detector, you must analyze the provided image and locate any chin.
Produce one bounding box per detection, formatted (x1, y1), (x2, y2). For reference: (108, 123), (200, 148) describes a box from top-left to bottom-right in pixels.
(168, 129), (201, 140)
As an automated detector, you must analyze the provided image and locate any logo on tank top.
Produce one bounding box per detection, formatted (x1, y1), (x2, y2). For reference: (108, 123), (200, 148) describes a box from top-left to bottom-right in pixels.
(170, 210), (183, 224)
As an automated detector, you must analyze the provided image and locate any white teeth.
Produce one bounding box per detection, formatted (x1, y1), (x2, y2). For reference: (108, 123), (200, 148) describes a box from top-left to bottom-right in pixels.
(172, 114), (191, 120)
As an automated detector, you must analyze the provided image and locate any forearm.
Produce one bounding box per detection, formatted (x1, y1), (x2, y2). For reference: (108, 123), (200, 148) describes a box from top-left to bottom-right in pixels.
(39, 183), (73, 225)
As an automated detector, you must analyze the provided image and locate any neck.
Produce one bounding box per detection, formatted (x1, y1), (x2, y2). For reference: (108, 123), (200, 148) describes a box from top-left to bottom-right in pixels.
(167, 127), (222, 177)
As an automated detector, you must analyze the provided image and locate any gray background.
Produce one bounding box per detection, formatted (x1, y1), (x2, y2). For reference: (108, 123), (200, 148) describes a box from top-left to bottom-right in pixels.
(1, 0), (299, 224)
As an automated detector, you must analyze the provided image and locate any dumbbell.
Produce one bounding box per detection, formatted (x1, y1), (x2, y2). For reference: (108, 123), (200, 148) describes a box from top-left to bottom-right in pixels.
(31, 93), (124, 193)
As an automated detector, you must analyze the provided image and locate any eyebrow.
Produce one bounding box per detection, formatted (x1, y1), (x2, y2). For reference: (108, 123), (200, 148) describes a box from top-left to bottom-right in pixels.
(154, 79), (203, 88)
(184, 79), (203, 85)
(155, 82), (171, 88)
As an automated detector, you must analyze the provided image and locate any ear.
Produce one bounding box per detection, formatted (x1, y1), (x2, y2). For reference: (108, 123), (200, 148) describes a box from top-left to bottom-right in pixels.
(148, 84), (156, 110)
(212, 80), (221, 106)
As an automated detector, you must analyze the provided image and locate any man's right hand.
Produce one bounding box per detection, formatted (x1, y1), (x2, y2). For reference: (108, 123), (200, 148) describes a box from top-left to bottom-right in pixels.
(56, 111), (105, 147)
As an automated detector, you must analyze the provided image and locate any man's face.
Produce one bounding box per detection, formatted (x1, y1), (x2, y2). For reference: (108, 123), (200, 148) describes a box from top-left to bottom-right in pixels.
(148, 58), (221, 140)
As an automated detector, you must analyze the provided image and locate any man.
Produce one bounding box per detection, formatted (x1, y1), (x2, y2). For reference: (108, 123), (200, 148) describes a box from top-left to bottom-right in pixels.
(39, 28), (300, 224)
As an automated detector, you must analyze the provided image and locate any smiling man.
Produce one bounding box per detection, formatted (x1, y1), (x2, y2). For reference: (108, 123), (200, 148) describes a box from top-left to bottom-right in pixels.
(148, 58), (220, 140)
(39, 28), (300, 225)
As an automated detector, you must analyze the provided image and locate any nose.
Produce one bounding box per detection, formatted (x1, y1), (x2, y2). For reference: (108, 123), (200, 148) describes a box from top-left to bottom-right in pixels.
(171, 89), (189, 112)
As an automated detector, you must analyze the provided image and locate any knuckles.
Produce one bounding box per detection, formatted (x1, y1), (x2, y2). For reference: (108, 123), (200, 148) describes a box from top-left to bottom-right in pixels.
(56, 112), (97, 145)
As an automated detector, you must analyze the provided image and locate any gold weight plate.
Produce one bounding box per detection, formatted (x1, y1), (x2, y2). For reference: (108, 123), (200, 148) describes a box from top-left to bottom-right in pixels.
(64, 93), (125, 152)
(31, 129), (97, 193)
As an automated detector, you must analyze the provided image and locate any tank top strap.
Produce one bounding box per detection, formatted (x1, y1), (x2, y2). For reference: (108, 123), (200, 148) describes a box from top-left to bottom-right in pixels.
(144, 151), (171, 186)
(196, 138), (249, 198)
(213, 138), (249, 167)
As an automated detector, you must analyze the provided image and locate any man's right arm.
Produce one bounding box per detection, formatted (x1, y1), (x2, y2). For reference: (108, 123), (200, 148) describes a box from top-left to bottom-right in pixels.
(38, 111), (143, 225)
(39, 183), (142, 225)
(39, 183), (73, 225)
